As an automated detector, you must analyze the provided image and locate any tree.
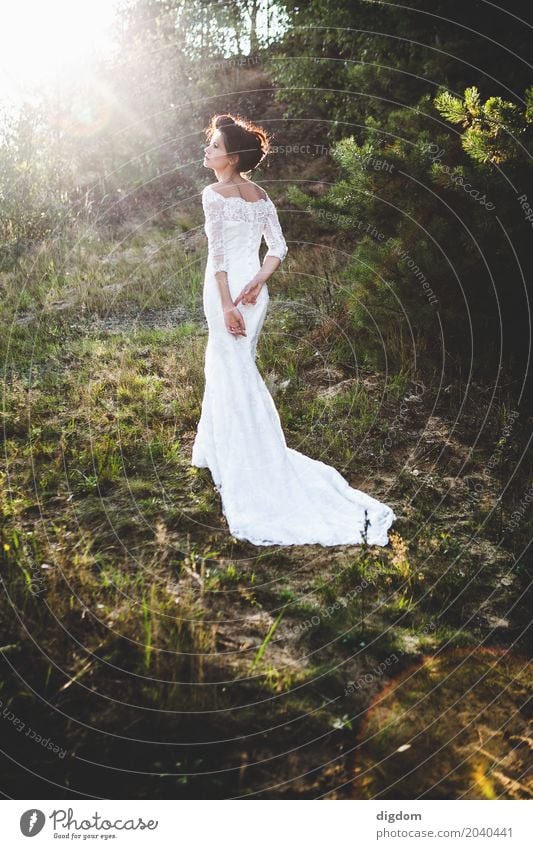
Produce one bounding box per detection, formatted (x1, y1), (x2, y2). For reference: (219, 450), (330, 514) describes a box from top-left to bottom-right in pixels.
(272, 0), (533, 381)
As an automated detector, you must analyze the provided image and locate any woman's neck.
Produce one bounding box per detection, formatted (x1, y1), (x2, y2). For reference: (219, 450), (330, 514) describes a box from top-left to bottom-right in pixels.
(216, 172), (249, 185)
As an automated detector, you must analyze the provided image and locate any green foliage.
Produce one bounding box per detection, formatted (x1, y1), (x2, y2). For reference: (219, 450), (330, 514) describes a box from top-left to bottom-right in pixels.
(0, 104), (70, 266)
(434, 86), (529, 165)
(0, 1), (289, 266)
(271, 2), (533, 378)
(285, 90), (532, 377)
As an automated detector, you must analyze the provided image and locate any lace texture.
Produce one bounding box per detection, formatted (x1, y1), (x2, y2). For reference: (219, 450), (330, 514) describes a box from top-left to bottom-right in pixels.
(191, 184), (397, 546)
(201, 185), (288, 273)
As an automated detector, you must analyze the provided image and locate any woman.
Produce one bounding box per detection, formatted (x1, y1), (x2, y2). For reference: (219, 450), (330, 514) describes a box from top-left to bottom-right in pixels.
(191, 113), (397, 546)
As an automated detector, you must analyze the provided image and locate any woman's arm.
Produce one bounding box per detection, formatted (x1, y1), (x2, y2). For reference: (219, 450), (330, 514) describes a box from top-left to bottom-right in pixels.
(249, 196), (288, 286)
(262, 197), (289, 268)
(202, 188), (234, 311)
(214, 271), (234, 312)
(202, 187), (246, 336)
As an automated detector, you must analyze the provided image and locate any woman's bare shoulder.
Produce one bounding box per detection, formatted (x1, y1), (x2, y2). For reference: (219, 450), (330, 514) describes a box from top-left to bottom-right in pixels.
(245, 181), (268, 200)
(206, 181), (268, 201)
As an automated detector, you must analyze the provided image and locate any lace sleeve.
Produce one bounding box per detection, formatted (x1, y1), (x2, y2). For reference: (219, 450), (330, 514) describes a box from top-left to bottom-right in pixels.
(263, 198), (288, 263)
(202, 186), (227, 273)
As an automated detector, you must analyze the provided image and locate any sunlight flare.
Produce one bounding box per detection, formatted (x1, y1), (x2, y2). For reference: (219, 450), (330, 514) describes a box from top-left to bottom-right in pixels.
(0, 0), (123, 98)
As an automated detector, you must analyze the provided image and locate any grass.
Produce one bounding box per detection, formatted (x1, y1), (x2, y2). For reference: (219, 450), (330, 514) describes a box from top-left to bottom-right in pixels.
(0, 218), (531, 799)
(352, 649), (533, 800)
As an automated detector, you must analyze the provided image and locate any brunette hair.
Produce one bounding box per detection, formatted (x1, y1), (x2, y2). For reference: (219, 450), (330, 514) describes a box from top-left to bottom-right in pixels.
(205, 113), (271, 173)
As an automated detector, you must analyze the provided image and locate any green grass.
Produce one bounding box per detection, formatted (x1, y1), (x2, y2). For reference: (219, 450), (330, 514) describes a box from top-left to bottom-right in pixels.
(0, 218), (530, 799)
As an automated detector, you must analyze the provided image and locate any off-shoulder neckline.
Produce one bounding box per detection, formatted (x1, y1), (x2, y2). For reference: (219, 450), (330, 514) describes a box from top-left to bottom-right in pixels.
(204, 183), (270, 205)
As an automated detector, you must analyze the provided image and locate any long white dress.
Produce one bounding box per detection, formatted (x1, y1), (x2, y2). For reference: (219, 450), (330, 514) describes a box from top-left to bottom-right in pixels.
(191, 183), (397, 546)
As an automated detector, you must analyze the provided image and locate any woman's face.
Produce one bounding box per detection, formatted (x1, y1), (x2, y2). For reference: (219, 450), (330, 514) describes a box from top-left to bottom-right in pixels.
(203, 129), (235, 174)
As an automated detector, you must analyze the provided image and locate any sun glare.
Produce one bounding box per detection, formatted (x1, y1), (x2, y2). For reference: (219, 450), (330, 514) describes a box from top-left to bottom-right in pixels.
(0, 0), (124, 102)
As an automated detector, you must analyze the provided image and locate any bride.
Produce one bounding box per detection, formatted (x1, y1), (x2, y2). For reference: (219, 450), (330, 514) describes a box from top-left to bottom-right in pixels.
(191, 113), (397, 546)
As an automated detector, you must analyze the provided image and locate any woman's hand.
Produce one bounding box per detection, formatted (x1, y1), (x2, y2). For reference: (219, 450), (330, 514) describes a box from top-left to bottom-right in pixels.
(234, 277), (265, 306)
(223, 305), (247, 337)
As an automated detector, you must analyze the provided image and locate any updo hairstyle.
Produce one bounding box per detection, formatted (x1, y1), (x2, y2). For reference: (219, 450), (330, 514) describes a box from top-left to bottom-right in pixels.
(206, 113), (271, 173)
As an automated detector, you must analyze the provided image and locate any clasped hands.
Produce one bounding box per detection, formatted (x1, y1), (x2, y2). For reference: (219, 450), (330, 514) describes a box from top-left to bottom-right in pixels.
(223, 276), (265, 337)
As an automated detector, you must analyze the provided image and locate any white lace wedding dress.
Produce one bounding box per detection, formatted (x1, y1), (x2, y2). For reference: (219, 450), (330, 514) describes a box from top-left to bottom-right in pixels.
(191, 183), (397, 546)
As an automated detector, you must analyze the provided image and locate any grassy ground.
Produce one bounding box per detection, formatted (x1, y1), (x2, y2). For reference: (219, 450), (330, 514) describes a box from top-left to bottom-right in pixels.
(1, 215), (531, 799)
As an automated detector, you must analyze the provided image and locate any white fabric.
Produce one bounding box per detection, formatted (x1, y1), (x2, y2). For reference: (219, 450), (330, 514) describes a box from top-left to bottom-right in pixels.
(191, 184), (397, 546)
